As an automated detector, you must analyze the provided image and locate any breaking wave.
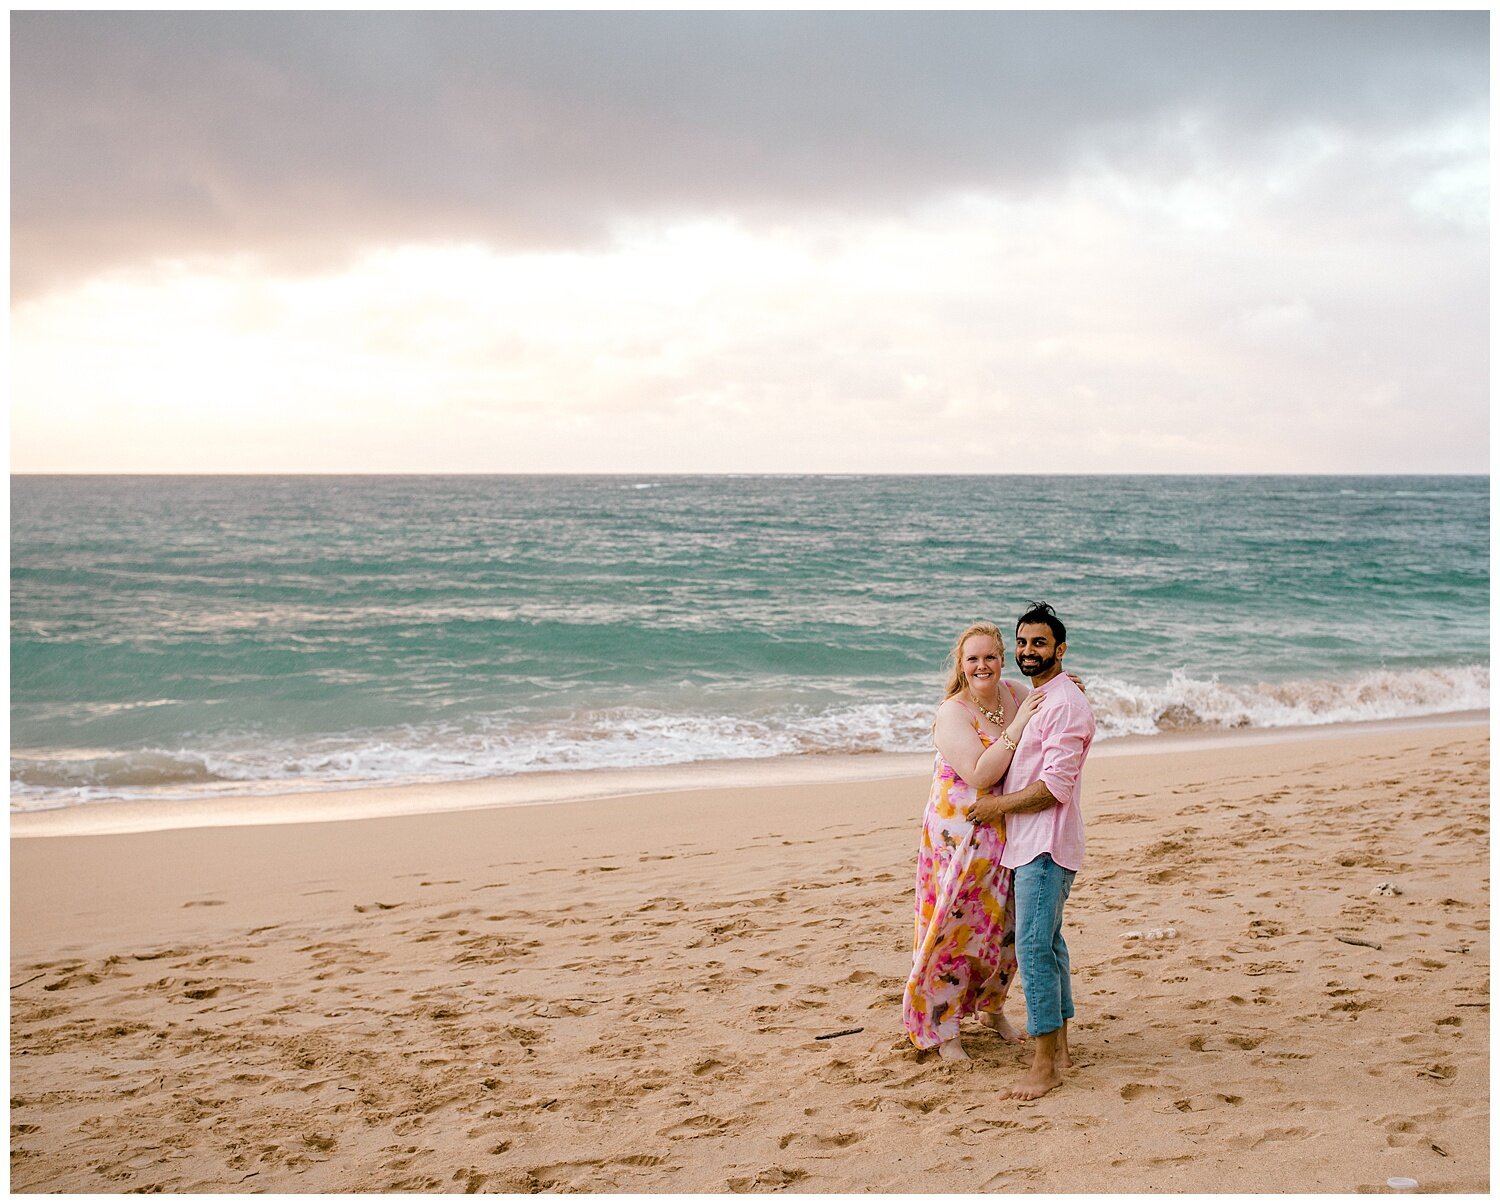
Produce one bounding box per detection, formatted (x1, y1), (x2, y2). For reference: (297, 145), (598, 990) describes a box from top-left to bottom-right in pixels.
(10, 664), (1487, 811)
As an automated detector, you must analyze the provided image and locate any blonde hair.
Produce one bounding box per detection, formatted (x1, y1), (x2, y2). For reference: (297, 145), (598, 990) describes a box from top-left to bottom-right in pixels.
(942, 622), (1006, 700)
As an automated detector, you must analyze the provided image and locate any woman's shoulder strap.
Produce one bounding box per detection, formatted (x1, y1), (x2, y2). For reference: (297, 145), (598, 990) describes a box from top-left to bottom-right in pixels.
(941, 694), (982, 729)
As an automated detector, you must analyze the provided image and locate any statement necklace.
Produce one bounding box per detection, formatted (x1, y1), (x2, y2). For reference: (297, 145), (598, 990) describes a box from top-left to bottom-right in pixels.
(969, 690), (1006, 727)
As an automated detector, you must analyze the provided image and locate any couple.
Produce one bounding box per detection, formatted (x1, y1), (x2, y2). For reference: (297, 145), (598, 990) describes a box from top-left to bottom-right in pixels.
(903, 601), (1094, 1101)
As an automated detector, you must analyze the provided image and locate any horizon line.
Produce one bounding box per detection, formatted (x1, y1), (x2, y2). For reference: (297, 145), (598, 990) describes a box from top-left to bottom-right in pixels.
(8, 470), (1491, 479)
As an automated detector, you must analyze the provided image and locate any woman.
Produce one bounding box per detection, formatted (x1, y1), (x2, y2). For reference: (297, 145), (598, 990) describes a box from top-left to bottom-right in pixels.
(903, 622), (1042, 1061)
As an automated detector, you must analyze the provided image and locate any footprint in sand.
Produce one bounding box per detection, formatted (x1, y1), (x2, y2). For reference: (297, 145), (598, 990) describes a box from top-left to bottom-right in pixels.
(1415, 1063), (1457, 1082)
(816, 1127), (864, 1151)
(1232, 1126), (1310, 1150)
(727, 1166), (808, 1192)
(692, 1058), (735, 1078)
(1328, 998), (1373, 1016)
(616, 1153), (672, 1168)
(41, 971), (106, 992)
(1170, 1092), (1243, 1111)
(658, 1113), (739, 1139)
(951, 1117), (1036, 1136)
(778, 1130), (863, 1150)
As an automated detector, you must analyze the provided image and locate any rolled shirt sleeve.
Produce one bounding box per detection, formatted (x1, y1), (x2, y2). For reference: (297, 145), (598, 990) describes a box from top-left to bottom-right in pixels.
(1038, 699), (1092, 805)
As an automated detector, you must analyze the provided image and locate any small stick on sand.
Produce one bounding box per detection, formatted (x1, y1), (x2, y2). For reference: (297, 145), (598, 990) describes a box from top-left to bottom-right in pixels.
(1335, 935), (1382, 950)
(814, 1028), (865, 1041)
(9, 973), (46, 990)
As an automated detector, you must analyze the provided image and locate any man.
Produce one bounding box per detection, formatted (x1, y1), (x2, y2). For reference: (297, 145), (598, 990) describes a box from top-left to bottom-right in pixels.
(968, 601), (1095, 1100)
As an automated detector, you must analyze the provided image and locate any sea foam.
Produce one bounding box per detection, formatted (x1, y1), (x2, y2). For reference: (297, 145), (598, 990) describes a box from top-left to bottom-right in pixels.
(10, 664), (1486, 809)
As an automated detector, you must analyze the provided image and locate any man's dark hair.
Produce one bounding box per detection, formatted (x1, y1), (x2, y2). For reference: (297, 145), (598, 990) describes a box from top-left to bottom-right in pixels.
(1016, 600), (1066, 644)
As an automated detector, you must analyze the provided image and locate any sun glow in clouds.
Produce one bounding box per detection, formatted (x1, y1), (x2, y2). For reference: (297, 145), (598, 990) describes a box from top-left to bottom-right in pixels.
(13, 154), (1487, 475)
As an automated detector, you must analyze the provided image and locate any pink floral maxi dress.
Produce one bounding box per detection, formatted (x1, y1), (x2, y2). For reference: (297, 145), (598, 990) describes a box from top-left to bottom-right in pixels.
(902, 713), (1018, 1049)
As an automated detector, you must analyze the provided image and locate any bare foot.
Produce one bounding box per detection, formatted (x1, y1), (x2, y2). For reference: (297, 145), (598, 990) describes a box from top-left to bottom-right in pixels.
(1058, 1020), (1072, 1068)
(978, 1010), (1027, 1044)
(937, 1037), (970, 1062)
(1002, 1030), (1064, 1100)
(1001, 1062), (1064, 1100)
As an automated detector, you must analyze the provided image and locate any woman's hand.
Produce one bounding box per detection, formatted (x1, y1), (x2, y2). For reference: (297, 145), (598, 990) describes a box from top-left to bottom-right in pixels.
(1005, 689), (1044, 746)
(1067, 672), (1085, 693)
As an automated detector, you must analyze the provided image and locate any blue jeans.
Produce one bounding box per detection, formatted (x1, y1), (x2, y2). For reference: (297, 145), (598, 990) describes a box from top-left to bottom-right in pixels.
(1013, 853), (1076, 1037)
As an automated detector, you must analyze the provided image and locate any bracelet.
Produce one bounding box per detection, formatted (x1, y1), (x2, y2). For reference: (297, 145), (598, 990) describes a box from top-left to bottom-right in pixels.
(1000, 729), (1019, 752)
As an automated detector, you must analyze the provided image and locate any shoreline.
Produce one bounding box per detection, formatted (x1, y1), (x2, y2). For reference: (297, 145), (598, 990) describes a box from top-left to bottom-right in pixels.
(11, 708), (1489, 838)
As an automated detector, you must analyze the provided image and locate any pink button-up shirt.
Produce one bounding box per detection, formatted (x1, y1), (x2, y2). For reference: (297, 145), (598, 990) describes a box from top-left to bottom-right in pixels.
(998, 671), (1095, 874)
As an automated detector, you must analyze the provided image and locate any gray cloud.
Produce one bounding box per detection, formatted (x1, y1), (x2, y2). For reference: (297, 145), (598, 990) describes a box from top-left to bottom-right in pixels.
(12, 10), (1487, 297)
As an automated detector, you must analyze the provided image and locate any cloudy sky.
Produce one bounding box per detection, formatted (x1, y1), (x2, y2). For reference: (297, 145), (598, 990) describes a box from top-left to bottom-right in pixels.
(11, 10), (1489, 473)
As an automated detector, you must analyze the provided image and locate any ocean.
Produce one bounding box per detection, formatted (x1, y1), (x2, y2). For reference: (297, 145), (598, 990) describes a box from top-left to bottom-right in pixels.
(10, 474), (1489, 811)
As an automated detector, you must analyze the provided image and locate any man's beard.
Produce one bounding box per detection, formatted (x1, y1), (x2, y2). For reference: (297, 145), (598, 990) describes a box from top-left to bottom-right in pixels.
(1016, 652), (1057, 679)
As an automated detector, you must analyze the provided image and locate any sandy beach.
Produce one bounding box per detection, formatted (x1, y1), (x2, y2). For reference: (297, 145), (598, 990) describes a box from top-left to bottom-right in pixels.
(10, 719), (1489, 1193)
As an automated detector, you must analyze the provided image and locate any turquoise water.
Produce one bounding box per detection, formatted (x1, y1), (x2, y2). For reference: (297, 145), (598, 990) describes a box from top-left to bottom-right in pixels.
(10, 475), (1489, 808)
